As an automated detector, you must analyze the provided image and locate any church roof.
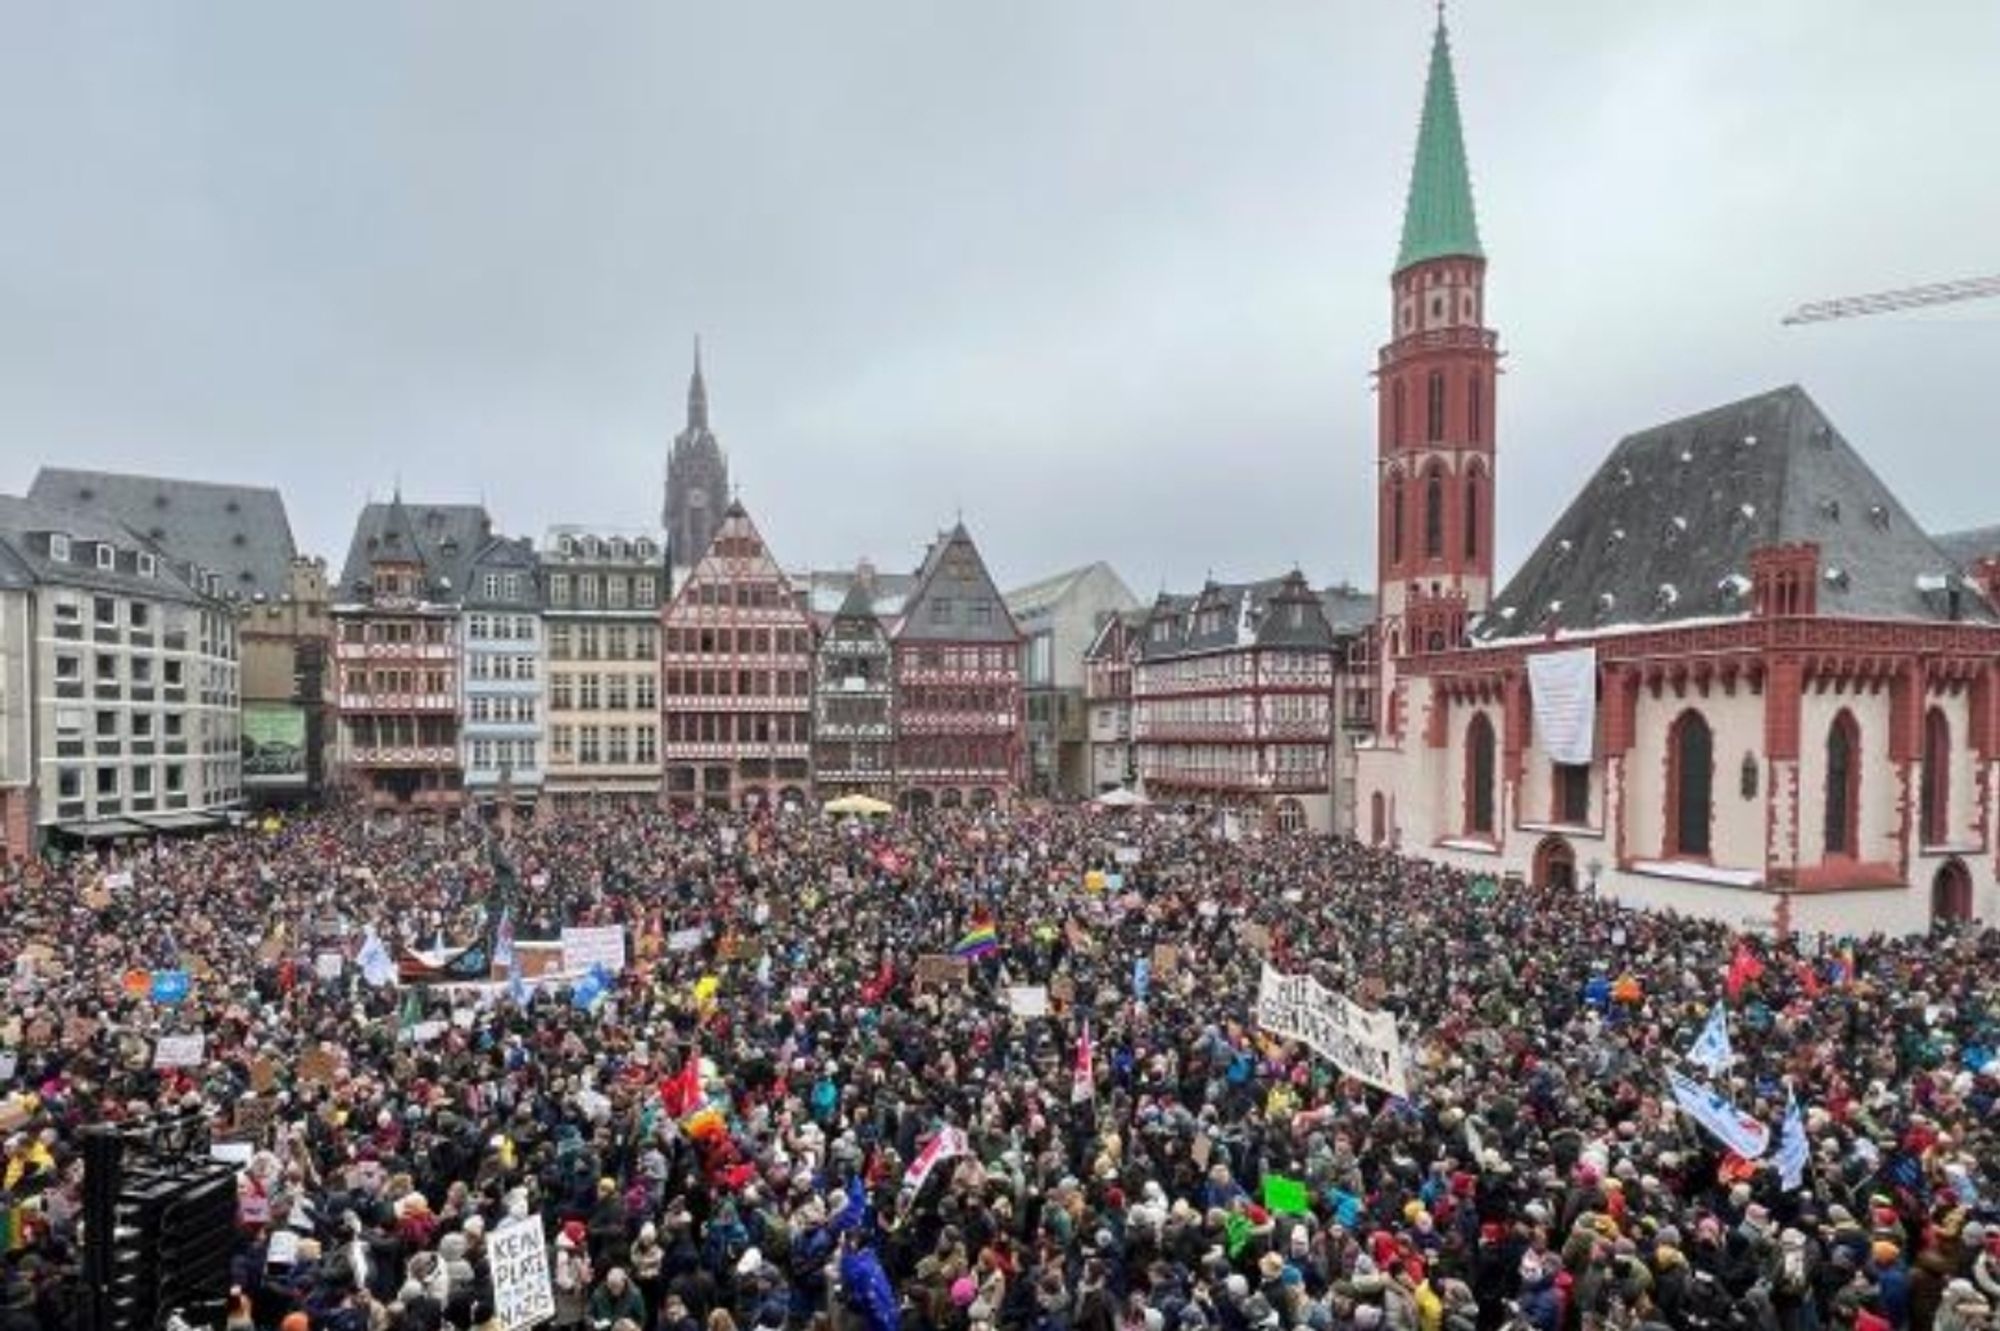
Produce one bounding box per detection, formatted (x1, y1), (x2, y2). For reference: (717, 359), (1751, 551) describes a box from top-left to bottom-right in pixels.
(1395, 20), (1484, 272)
(1475, 385), (1991, 642)
(1931, 524), (2000, 569)
(28, 467), (298, 601)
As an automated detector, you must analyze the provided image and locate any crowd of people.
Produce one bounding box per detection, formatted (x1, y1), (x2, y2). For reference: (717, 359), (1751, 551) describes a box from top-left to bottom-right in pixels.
(1, 804), (1997, 1331)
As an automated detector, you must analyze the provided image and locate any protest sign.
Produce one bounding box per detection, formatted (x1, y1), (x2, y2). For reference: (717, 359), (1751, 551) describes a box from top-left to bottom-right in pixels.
(234, 1097), (277, 1138)
(489, 1215), (557, 1331)
(298, 1045), (340, 1086)
(1152, 944), (1180, 974)
(561, 925), (627, 976)
(314, 952), (345, 982)
(210, 1141), (255, 1166)
(83, 885), (112, 912)
(1005, 986), (1050, 1018)
(0, 1051), (15, 1084)
(1240, 922), (1273, 956)
(103, 869), (134, 891)
(250, 1058), (277, 1093)
(916, 955), (969, 989)
(153, 1034), (207, 1069)
(666, 926), (708, 954)
(150, 970), (192, 1004)
(1115, 847), (1141, 866)
(1255, 964), (1407, 1096)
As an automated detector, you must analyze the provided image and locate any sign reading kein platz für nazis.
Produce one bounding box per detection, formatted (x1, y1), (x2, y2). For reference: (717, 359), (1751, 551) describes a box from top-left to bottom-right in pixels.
(1255, 964), (1408, 1097)
(488, 1215), (556, 1331)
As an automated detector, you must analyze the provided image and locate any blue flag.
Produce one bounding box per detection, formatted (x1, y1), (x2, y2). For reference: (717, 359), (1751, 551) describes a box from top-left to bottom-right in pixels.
(1687, 1003), (1733, 1075)
(1775, 1091), (1809, 1191)
(150, 970), (192, 1004)
(1133, 956), (1150, 1002)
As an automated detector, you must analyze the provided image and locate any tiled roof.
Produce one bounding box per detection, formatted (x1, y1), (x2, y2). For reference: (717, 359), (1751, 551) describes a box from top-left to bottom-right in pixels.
(29, 467), (298, 601)
(1137, 572), (1339, 661)
(1476, 385), (1990, 641)
(334, 499), (493, 604)
(0, 493), (208, 602)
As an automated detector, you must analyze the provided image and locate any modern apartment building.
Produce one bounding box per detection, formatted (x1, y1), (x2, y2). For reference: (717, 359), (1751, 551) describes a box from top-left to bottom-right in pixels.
(0, 494), (243, 855)
(1005, 562), (1138, 798)
(542, 526), (666, 808)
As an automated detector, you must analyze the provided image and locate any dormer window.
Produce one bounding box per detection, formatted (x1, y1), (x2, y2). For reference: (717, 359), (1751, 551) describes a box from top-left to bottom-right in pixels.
(50, 533), (70, 561)
(96, 543), (116, 571)
(137, 552), (156, 578)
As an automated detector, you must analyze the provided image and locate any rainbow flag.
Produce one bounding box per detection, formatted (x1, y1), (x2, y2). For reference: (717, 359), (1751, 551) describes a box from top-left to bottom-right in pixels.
(953, 923), (999, 959)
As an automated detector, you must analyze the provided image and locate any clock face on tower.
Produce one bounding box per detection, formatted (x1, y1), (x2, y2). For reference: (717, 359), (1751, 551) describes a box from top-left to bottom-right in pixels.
(688, 488), (708, 511)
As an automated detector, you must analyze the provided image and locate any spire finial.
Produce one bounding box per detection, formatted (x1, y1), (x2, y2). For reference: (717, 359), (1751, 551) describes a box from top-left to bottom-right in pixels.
(687, 335), (710, 432)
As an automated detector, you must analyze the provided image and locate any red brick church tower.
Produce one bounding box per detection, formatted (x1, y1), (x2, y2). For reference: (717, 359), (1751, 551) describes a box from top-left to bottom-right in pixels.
(1374, 14), (1497, 735)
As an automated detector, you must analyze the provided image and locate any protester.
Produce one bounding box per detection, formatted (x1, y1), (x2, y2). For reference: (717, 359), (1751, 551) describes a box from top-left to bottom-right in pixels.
(0, 804), (1995, 1331)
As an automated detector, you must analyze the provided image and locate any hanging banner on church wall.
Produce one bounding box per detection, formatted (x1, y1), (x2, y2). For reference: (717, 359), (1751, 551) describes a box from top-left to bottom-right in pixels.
(1527, 646), (1597, 767)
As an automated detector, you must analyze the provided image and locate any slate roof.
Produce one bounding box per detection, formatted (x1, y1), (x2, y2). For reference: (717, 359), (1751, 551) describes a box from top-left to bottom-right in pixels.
(28, 467), (298, 601)
(896, 523), (1021, 643)
(1931, 525), (2000, 569)
(800, 568), (917, 619)
(462, 536), (542, 610)
(1138, 572), (1339, 662)
(0, 493), (209, 603)
(334, 499), (493, 604)
(1319, 583), (1378, 636)
(1475, 385), (1990, 642)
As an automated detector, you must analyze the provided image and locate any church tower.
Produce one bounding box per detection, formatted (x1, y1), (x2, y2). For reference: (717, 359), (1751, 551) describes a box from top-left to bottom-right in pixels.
(1374, 14), (1496, 733)
(664, 339), (730, 569)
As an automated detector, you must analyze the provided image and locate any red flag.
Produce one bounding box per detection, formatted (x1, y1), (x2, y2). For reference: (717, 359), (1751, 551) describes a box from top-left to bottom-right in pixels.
(860, 956), (895, 1006)
(1795, 959), (1822, 1000)
(1725, 941), (1764, 1001)
(1072, 1018), (1095, 1105)
(659, 1056), (703, 1119)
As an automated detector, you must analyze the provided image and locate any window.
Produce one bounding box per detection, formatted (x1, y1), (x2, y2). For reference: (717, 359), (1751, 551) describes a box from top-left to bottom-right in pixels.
(503, 574), (522, 601)
(1424, 467), (1445, 559)
(606, 626), (629, 660)
(636, 576), (657, 606)
(138, 553), (156, 578)
(636, 725), (658, 764)
(930, 599), (952, 624)
(50, 533), (70, 561)
(1824, 710), (1859, 858)
(1465, 469), (1483, 562)
(96, 544), (116, 571)
(1667, 710), (1713, 857)
(578, 727), (602, 764)
(1426, 370), (1446, 442)
(131, 766), (153, 794)
(96, 766), (119, 796)
(971, 601), (993, 627)
(637, 674), (657, 710)
(1465, 713), (1496, 835)
(579, 675), (601, 709)
(578, 577), (600, 608)
(129, 602), (150, 629)
(1468, 372), (1484, 444)
(606, 676), (630, 710)
(606, 576), (629, 609)
(1389, 472), (1406, 564)
(95, 597), (117, 625)
(1391, 379), (1406, 447)
(55, 654), (80, 681)
(549, 625), (571, 660)
(551, 725), (574, 764)
(1554, 763), (1590, 824)
(58, 769), (81, 799)
(1922, 707), (1951, 847)
(551, 675), (573, 710)
(548, 574), (571, 607)
(483, 574), (501, 599)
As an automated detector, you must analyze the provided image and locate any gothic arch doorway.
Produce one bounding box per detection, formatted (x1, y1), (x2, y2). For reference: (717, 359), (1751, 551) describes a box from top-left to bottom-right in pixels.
(1933, 857), (1974, 925)
(1533, 835), (1577, 891)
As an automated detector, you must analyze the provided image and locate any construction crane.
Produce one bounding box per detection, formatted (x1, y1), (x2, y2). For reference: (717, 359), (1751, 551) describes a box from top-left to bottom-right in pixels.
(1783, 273), (2000, 324)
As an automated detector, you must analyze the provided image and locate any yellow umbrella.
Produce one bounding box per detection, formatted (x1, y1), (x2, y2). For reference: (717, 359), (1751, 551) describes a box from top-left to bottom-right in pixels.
(824, 793), (894, 816)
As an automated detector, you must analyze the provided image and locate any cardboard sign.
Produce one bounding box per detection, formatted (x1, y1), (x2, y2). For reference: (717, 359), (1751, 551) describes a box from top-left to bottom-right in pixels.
(915, 955), (969, 989)
(489, 1215), (557, 1331)
(153, 1034), (207, 1069)
(250, 1057), (277, 1093)
(298, 1046), (340, 1086)
(64, 1015), (99, 1048)
(1191, 1133), (1213, 1169)
(1151, 944), (1180, 975)
(1240, 922), (1273, 956)
(1049, 976), (1076, 1013)
(83, 886), (112, 912)
(256, 932), (287, 964)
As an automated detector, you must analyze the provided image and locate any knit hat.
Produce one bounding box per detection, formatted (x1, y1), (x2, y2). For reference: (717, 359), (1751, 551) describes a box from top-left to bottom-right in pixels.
(1871, 1241), (1900, 1266)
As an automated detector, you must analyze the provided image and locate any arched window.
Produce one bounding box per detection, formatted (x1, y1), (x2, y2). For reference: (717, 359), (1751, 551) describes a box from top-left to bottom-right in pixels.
(1667, 710), (1713, 857)
(1391, 379), (1407, 447)
(1424, 466), (1445, 559)
(1465, 712), (1496, 835)
(1389, 472), (1406, 564)
(1426, 370), (1446, 442)
(1922, 707), (1951, 847)
(1824, 710), (1860, 857)
(1464, 468), (1483, 561)
(1468, 372), (1484, 444)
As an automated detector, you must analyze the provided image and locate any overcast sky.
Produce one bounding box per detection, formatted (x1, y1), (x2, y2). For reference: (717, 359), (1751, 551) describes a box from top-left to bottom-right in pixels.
(3, 1), (1998, 598)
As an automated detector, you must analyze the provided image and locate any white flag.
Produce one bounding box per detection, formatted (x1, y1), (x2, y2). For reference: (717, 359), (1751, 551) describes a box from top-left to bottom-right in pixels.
(901, 1125), (970, 1194)
(357, 929), (397, 988)
(1686, 1003), (1733, 1075)
(1775, 1092), (1809, 1191)
(1666, 1070), (1770, 1159)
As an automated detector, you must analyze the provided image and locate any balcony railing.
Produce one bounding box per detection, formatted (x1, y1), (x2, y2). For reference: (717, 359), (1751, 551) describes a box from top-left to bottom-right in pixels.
(347, 745), (459, 767)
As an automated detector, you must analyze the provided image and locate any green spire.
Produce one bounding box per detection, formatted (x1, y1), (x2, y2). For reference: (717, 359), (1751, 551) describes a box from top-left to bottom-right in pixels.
(1395, 17), (1483, 273)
